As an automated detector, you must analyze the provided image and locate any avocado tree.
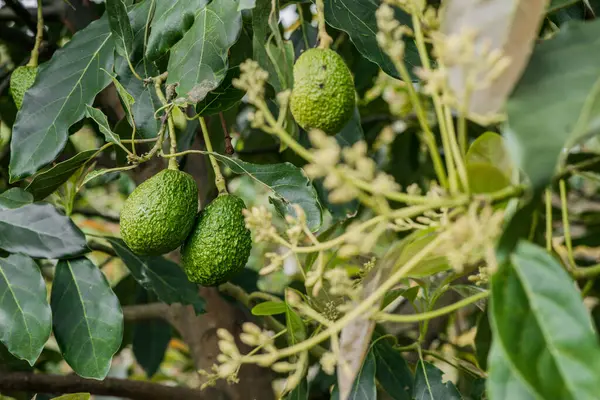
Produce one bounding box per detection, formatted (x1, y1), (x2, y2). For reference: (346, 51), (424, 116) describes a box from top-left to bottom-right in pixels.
(1, 0), (600, 399)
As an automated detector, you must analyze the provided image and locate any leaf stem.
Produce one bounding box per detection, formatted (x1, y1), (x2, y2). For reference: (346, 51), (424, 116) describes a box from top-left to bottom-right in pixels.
(200, 117), (228, 194)
(545, 189), (553, 252)
(559, 179), (577, 270)
(315, 0), (332, 49)
(28, 0), (43, 67)
(374, 291), (488, 322)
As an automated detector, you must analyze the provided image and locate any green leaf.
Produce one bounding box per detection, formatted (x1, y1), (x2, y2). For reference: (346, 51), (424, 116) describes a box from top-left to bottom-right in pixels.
(331, 351), (377, 400)
(132, 290), (171, 377)
(9, 17), (114, 181)
(413, 361), (462, 400)
(548, 0), (581, 13)
(0, 203), (87, 259)
(395, 228), (450, 277)
(86, 106), (122, 146)
(145, 0), (209, 61)
(0, 188), (33, 210)
(285, 302), (306, 346)
(0, 254), (51, 365)
(381, 286), (419, 310)
(167, 0), (242, 103)
(107, 74), (136, 128)
(106, 0), (134, 60)
(26, 150), (97, 201)
(251, 301), (287, 316)
(487, 341), (536, 400)
(474, 310), (491, 371)
(108, 238), (206, 315)
(490, 241), (600, 399)
(210, 153), (323, 231)
(466, 132), (513, 177)
(504, 19), (600, 190)
(324, 0), (418, 79)
(285, 377), (308, 400)
(114, 0), (161, 139)
(372, 336), (413, 400)
(51, 394), (91, 400)
(51, 258), (123, 379)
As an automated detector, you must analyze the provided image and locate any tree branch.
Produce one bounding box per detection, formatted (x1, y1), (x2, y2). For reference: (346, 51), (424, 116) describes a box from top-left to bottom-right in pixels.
(123, 303), (171, 322)
(0, 372), (206, 400)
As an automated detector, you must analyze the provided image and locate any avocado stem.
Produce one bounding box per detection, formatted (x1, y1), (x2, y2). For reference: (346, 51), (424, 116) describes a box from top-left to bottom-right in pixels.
(315, 0), (332, 49)
(167, 113), (179, 170)
(28, 0), (43, 67)
(200, 117), (228, 194)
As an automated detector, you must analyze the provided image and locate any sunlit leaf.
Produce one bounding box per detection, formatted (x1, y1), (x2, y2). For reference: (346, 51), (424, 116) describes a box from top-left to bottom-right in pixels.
(251, 301), (287, 316)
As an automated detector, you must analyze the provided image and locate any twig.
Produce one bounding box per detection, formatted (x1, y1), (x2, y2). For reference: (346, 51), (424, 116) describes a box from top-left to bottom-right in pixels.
(220, 112), (234, 155)
(73, 209), (120, 223)
(28, 0), (44, 67)
(123, 303), (171, 322)
(0, 372), (205, 400)
(199, 117), (228, 194)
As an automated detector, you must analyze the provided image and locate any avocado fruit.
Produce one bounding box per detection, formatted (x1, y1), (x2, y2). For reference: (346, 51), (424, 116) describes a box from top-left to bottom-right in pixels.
(120, 169), (198, 255)
(290, 48), (355, 135)
(10, 66), (38, 109)
(181, 194), (252, 286)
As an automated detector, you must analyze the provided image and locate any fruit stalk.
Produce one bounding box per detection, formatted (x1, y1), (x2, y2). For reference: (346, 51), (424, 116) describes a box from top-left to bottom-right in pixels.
(315, 0), (332, 49)
(200, 117), (228, 194)
(28, 0), (43, 67)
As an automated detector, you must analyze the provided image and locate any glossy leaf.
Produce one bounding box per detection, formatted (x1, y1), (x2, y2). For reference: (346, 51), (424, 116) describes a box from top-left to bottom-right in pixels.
(145, 0), (209, 61)
(211, 153), (323, 231)
(0, 254), (52, 365)
(0, 188), (33, 210)
(324, 0), (418, 79)
(9, 17), (114, 181)
(372, 336), (413, 400)
(251, 301), (287, 316)
(490, 241), (600, 399)
(106, 0), (134, 60)
(51, 258), (123, 379)
(132, 290), (171, 377)
(441, 0), (546, 116)
(115, 0), (161, 138)
(167, 0), (242, 102)
(504, 19), (600, 190)
(331, 351), (377, 400)
(0, 203), (87, 259)
(26, 150), (97, 201)
(414, 361), (462, 400)
(108, 238), (206, 315)
(487, 341), (536, 400)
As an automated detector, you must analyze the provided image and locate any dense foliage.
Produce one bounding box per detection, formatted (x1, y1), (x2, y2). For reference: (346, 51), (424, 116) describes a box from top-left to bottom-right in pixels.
(1, 0), (600, 399)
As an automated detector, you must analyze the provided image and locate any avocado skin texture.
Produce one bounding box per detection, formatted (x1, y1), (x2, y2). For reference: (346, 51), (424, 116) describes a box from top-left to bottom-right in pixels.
(290, 48), (355, 135)
(10, 66), (38, 109)
(181, 194), (252, 286)
(120, 169), (198, 256)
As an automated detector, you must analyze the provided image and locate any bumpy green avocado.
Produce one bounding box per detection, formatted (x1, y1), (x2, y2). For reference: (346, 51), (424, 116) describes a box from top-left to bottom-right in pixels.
(181, 194), (252, 286)
(10, 66), (38, 109)
(120, 169), (198, 256)
(290, 48), (355, 135)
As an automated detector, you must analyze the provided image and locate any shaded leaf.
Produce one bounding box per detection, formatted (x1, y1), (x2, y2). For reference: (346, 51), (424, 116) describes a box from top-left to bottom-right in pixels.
(0, 203), (87, 259)
(9, 17), (114, 181)
(285, 377), (308, 400)
(504, 19), (600, 190)
(0, 254), (52, 365)
(490, 241), (600, 399)
(414, 361), (462, 400)
(26, 150), (97, 201)
(474, 310), (491, 371)
(108, 238), (206, 315)
(145, 0), (209, 61)
(86, 106), (122, 146)
(167, 0), (242, 102)
(106, 0), (134, 60)
(210, 153), (323, 231)
(441, 0), (547, 116)
(251, 301), (287, 316)
(108, 74), (136, 128)
(331, 351), (377, 400)
(381, 286), (419, 310)
(51, 258), (123, 379)
(487, 341), (536, 400)
(548, 0), (581, 13)
(324, 0), (418, 79)
(395, 228), (450, 277)
(0, 188), (33, 210)
(285, 301), (306, 346)
(132, 290), (171, 377)
(372, 335), (413, 400)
